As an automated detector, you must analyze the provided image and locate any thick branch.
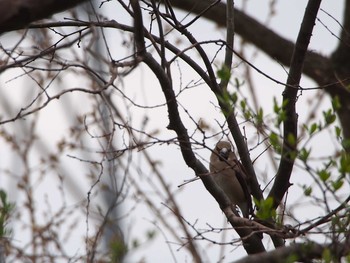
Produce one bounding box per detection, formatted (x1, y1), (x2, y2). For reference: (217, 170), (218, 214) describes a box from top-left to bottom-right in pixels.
(268, 0), (322, 208)
(0, 0), (87, 35)
(332, 0), (350, 68)
(235, 242), (325, 263)
(219, 0), (234, 90)
(330, 1), (350, 145)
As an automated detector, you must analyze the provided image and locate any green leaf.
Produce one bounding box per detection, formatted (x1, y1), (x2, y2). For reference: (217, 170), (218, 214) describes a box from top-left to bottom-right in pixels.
(255, 197), (276, 220)
(285, 254), (299, 263)
(339, 153), (350, 174)
(244, 112), (251, 120)
(132, 238), (140, 248)
(217, 91), (234, 116)
(217, 90), (231, 105)
(303, 186), (312, 196)
(309, 123), (318, 135)
(0, 190), (6, 204)
(277, 110), (287, 126)
(335, 126), (342, 137)
(299, 148), (311, 162)
(217, 90), (239, 115)
(342, 139), (350, 150)
(109, 240), (128, 262)
(230, 92), (238, 105)
(0, 189), (15, 238)
(217, 64), (231, 82)
(272, 98), (287, 126)
(256, 108), (264, 126)
(322, 248), (332, 263)
(317, 169), (331, 182)
(273, 97), (280, 113)
(302, 124), (308, 132)
(146, 230), (156, 240)
(323, 109), (336, 125)
(332, 96), (341, 111)
(282, 98), (289, 108)
(240, 100), (246, 111)
(269, 132), (281, 153)
(331, 179), (344, 191)
(234, 78), (245, 89)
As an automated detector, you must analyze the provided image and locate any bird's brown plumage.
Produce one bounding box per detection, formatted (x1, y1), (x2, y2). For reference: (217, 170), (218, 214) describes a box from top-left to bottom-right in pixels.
(210, 141), (252, 218)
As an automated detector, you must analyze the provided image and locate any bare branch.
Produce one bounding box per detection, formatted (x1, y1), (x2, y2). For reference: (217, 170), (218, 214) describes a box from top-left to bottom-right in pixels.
(219, 0), (234, 90)
(269, 0), (322, 207)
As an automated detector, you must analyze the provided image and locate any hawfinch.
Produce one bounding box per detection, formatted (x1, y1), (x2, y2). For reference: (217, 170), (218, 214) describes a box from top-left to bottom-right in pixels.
(210, 141), (252, 218)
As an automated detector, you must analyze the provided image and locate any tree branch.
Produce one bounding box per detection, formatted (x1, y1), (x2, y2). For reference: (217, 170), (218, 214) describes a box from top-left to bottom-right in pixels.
(331, 0), (350, 67)
(268, 0), (322, 207)
(219, 0), (234, 90)
(235, 242), (325, 263)
(0, 0), (87, 35)
(330, 1), (350, 145)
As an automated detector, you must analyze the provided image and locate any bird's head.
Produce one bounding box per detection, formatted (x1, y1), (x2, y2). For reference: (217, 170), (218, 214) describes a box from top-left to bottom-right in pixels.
(215, 141), (232, 161)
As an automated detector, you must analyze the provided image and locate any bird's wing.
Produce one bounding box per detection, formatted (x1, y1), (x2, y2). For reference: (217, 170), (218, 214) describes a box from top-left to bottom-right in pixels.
(231, 159), (253, 216)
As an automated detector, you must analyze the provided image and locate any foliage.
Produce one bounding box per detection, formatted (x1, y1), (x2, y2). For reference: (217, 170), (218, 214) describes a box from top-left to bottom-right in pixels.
(0, 189), (14, 238)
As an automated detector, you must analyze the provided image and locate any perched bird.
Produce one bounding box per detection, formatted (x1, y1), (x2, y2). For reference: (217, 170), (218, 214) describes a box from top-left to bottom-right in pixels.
(210, 141), (252, 218)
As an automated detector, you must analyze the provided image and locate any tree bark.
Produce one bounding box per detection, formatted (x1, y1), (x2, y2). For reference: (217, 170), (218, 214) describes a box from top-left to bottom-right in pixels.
(0, 0), (86, 34)
(269, 0), (322, 208)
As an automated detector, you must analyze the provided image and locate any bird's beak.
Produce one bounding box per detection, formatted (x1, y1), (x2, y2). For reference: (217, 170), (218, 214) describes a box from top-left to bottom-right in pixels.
(219, 148), (229, 161)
